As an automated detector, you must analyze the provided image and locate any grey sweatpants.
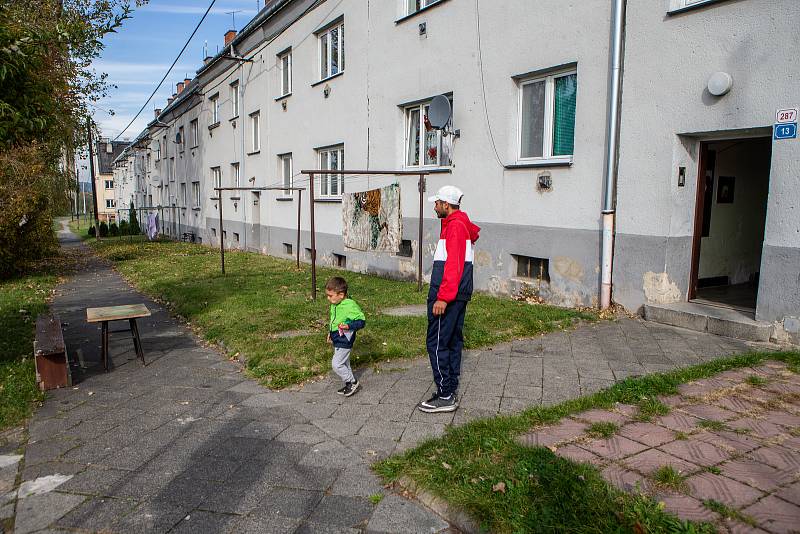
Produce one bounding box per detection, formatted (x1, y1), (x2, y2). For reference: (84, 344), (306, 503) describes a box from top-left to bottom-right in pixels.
(332, 347), (355, 383)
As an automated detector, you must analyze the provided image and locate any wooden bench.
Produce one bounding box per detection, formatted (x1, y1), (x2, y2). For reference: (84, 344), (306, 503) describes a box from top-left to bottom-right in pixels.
(86, 304), (151, 371)
(34, 314), (72, 391)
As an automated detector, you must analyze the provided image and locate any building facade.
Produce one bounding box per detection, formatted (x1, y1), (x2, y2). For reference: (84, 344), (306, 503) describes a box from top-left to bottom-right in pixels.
(117, 0), (799, 340)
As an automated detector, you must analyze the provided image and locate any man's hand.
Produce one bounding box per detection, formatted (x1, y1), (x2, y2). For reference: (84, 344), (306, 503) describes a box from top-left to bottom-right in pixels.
(432, 300), (447, 316)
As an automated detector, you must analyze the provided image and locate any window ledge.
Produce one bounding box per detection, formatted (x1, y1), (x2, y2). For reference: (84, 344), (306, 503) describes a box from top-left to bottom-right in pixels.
(208, 122), (220, 131)
(191, 145), (199, 150)
(406, 166), (452, 174)
(505, 159), (572, 170)
(275, 93), (292, 102)
(276, 197), (293, 202)
(229, 116), (239, 122)
(192, 207), (201, 211)
(395, 0), (452, 24)
(210, 196), (220, 201)
(311, 71), (344, 87)
(667, 0), (729, 15)
(247, 150), (261, 156)
(230, 196), (241, 201)
(314, 198), (342, 203)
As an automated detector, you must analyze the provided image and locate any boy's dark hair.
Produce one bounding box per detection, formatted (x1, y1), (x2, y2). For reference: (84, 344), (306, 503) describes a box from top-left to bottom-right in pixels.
(325, 276), (348, 295)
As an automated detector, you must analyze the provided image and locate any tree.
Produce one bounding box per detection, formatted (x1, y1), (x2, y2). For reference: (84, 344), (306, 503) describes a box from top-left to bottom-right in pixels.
(128, 201), (140, 235)
(0, 0), (147, 276)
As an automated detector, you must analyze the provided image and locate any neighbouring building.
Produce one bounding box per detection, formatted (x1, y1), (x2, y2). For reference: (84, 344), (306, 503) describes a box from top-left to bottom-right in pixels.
(95, 138), (127, 222)
(116, 0), (799, 342)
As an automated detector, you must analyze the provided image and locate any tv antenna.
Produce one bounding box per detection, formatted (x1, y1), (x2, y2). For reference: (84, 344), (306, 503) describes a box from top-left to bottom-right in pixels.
(225, 10), (242, 30)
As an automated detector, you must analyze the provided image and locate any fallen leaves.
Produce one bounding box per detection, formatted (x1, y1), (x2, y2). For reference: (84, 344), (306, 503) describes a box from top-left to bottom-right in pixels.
(492, 481), (506, 494)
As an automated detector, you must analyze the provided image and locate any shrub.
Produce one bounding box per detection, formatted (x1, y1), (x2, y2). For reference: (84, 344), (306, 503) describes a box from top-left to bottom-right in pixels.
(118, 219), (129, 235)
(98, 221), (108, 237)
(129, 202), (141, 235)
(109, 222), (119, 236)
(88, 225), (96, 237)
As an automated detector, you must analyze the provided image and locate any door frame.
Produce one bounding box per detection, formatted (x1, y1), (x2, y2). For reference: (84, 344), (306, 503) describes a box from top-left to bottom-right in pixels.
(688, 142), (709, 301)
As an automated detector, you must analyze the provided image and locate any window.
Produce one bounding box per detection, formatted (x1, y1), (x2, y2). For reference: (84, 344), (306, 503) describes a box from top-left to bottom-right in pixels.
(169, 157), (175, 181)
(279, 153), (292, 197)
(278, 50), (292, 96)
(283, 243), (293, 255)
(211, 167), (221, 190)
(210, 94), (220, 124)
(178, 126), (185, 151)
(190, 119), (198, 147)
(513, 255), (550, 283)
(105, 199), (116, 209)
(397, 239), (413, 258)
(154, 140), (161, 161)
(518, 70), (577, 160)
(180, 183), (187, 207)
(104, 180), (114, 189)
(405, 100), (452, 167)
(250, 112), (260, 152)
(406, 0), (441, 15)
(332, 253), (346, 268)
(669, 0), (720, 11)
(319, 21), (344, 80)
(231, 163), (240, 187)
(192, 182), (200, 207)
(230, 82), (239, 118)
(317, 145), (344, 198)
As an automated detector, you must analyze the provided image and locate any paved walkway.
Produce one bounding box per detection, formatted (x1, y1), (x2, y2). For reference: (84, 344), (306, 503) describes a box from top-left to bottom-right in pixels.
(0, 222), (778, 533)
(520, 361), (800, 533)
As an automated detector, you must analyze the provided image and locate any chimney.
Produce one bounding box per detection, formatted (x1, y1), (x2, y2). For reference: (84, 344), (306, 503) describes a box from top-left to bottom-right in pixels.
(224, 29), (237, 46)
(184, 77), (191, 88)
(176, 81), (184, 94)
(154, 108), (161, 118)
(203, 55), (213, 65)
(167, 96), (174, 105)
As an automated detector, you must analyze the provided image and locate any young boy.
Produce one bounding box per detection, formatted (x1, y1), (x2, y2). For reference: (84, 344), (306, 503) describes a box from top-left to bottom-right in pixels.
(325, 276), (365, 397)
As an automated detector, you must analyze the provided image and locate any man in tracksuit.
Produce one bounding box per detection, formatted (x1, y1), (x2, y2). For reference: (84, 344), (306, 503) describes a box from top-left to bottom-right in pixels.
(418, 185), (480, 413)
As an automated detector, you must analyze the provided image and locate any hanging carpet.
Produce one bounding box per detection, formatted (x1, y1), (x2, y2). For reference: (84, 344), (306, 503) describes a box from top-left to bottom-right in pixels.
(342, 184), (402, 252)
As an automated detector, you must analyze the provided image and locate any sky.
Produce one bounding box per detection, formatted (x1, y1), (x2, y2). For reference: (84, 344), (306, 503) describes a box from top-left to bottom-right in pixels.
(90, 0), (263, 144)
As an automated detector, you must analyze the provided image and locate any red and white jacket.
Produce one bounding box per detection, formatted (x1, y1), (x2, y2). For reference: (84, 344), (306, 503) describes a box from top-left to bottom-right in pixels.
(429, 210), (481, 303)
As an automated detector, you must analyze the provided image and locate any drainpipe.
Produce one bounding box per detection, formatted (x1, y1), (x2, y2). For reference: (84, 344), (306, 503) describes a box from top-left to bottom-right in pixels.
(600, 0), (627, 309)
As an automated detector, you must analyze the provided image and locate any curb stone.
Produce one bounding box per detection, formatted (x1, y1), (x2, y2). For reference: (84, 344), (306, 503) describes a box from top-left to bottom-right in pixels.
(396, 476), (484, 533)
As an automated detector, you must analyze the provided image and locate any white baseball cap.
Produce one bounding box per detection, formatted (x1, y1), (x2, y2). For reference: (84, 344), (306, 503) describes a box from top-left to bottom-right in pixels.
(428, 185), (463, 205)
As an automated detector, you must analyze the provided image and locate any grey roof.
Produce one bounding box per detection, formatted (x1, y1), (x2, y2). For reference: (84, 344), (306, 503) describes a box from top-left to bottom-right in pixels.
(97, 140), (128, 175)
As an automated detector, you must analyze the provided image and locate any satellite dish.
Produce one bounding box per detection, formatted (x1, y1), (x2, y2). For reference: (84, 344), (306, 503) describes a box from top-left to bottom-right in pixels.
(428, 95), (451, 130)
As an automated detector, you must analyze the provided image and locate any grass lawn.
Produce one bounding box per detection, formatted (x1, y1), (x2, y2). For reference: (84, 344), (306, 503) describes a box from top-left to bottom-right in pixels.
(69, 222), (592, 387)
(374, 351), (800, 534)
(0, 264), (62, 430)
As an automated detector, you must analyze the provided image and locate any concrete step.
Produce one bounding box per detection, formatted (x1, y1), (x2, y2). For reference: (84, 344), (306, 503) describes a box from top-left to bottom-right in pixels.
(644, 301), (773, 342)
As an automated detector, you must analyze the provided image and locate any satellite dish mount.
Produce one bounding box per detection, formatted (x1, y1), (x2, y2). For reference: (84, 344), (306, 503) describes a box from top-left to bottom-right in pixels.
(427, 95), (460, 138)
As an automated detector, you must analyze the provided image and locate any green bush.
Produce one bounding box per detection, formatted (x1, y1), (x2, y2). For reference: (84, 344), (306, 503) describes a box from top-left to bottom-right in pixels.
(118, 219), (129, 235)
(109, 222), (119, 236)
(88, 225), (96, 237)
(99, 221), (108, 237)
(129, 202), (141, 235)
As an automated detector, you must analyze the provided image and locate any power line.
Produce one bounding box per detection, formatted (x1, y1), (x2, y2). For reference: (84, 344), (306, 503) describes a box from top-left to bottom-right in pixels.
(475, 0), (504, 168)
(112, 0), (218, 141)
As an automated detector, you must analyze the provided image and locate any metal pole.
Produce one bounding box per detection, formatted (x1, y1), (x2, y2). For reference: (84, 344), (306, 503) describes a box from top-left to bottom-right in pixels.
(309, 174), (317, 300)
(218, 189), (225, 274)
(296, 189), (301, 269)
(87, 119), (100, 241)
(417, 174), (425, 292)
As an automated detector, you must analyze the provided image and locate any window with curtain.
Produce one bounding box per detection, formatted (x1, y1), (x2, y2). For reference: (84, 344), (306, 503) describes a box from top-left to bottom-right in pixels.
(405, 100), (452, 167)
(519, 70), (577, 160)
(317, 145), (344, 198)
(280, 153), (292, 197)
(319, 22), (344, 80)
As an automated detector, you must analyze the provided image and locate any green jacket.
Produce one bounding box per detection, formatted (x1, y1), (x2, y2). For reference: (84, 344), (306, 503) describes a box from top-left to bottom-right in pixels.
(329, 298), (366, 348)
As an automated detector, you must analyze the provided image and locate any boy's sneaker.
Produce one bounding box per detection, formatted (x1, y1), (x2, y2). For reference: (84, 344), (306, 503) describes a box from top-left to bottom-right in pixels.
(343, 380), (360, 397)
(417, 394), (457, 413)
(336, 384), (349, 395)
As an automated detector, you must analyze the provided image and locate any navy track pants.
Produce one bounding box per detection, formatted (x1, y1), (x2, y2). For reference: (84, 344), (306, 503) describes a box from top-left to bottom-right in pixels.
(426, 299), (467, 397)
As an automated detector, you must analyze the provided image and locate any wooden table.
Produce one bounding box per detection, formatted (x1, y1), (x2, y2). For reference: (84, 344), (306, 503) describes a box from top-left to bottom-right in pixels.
(86, 304), (151, 371)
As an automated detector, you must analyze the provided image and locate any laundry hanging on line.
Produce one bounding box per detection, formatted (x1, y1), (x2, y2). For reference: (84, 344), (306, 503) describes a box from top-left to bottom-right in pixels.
(341, 184), (402, 252)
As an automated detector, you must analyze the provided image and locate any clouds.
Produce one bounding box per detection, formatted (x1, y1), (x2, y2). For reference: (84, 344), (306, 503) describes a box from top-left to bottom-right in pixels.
(141, 3), (257, 16)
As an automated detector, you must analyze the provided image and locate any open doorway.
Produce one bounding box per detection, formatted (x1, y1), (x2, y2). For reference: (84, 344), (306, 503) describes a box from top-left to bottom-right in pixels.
(689, 137), (772, 312)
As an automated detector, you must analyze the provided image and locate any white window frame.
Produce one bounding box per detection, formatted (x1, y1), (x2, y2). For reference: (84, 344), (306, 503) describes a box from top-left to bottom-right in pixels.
(230, 81), (240, 118)
(232, 162), (240, 188)
(190, 119), (198, 147)
(404, 100), (453, 168)
(278, 51), (292, 96)
(250, 111), (260, 152)
(210, 94), (220, 124)
(180, 182), (187, 207)
(669, 0), (719, 11)
(405, 0), (441, 16)
(279, 153), (293, 197)
(517, 69), (577, 162)
(178, 126), (185, 152)
(318, 22), (344, 81)
(192, 181), (200, 208)
(105, 199), (116, 209)
(104, 180), (114, 189)
(316, 145), (344, 199)
(211, 166), (221, 191)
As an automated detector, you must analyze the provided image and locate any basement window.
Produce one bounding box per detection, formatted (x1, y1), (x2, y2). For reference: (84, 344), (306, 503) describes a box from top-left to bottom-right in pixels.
(397, 239), (413, 258)
(233, 232), (240, 244)
(514, 255), (550, 283)
(283, 243), (293, 255)
(333, 253), (346, 268)
(305, 247), (313, 260)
